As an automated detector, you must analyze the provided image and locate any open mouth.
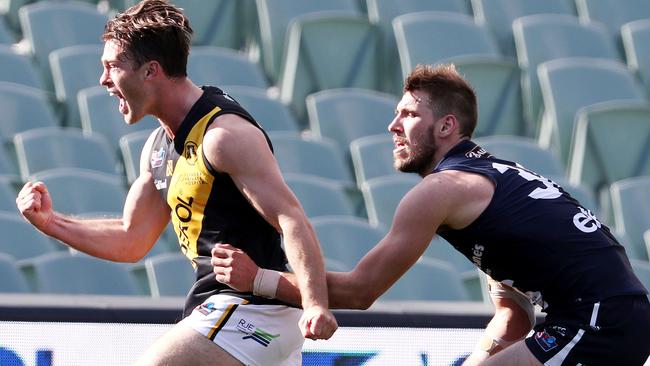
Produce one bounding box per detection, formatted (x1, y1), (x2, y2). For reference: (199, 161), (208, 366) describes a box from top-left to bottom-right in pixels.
(108, 89), (127, 114)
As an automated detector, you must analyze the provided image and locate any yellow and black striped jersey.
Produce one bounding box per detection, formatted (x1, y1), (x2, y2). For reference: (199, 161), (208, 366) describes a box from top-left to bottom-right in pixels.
(149, 86), (290, 316)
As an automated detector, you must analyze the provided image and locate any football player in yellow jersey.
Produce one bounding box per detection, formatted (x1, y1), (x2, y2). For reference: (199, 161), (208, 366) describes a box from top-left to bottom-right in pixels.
(16, 1), (337, 365)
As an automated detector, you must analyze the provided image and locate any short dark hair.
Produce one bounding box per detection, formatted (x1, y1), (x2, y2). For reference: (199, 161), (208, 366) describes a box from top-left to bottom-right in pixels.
(103, 0), (193, 77)
(404, 64), (478, 138)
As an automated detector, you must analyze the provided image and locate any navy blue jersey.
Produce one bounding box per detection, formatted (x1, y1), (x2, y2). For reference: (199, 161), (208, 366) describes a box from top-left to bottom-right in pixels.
(436, 140), (647, 310)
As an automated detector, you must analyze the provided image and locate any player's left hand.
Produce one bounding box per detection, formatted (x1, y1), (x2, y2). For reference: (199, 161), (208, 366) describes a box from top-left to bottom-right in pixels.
(299, 305), (338, 340)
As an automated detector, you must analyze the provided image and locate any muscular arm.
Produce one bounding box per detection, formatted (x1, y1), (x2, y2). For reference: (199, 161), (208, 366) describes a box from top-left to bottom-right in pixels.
(203, 114), (336, 338)
(16, 129), (171, 262)
(213, 170), (492, 308)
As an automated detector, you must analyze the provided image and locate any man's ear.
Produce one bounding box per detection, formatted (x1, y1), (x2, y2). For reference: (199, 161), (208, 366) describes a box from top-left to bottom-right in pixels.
(439, 114), (458, 137)
(143, 61), (160, 79)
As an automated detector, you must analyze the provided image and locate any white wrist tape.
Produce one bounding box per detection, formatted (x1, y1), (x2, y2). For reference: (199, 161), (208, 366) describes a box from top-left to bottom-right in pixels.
(252, 268), (281, 298)
(488, 281), (536, 329)
(476, 336), (521, 355)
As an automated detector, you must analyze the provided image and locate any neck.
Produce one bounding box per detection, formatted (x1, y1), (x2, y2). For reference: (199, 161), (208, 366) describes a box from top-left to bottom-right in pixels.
(420, 137), (469, 177)
(152, 78), (203, 138)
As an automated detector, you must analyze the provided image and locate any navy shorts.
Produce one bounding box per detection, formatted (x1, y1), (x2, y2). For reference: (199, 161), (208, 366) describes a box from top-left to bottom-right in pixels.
(525, 295), (650, 365)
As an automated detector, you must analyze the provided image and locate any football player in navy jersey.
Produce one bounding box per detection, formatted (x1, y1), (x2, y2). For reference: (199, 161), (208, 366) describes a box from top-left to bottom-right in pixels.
(212, 64), (650, 365)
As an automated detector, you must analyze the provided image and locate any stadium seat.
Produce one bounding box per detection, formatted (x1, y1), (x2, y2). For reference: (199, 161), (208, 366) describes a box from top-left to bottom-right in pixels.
(277, 12), (382, 123)
(0, 0), (30, 36)
(568, 101), (650, 198)
(78, 85), (159, 151)
(551, 177), (600, 217)
(311, 215), (385, 270)
(0, 212), (59, 260)
(0, 82), (59, 142)
(0, 177), (16, 212)
(621, 19), (650, 95)
(187, 46), (269, 89)
(18, 1), (108, 90)
(0, 16), (12, 44)
(448, 55), (524, 137)
(144, 252), (195, 297)
(350, 133), (403, 186)
(473, 135), (564, 178)
(0, 147), (19, 180)
(537, 57), (646, 165)
(575, 0), (650, 49)
(222, 85), (299, 133)
(360, 174), (420, 228)
(630, 259), (650, 296)
(268, 132), (355, 187)
(610, 176), (650, 261)
(424, 236), (477, 274)
(306, 88), (398, 159)
(393, 13), (523, 136)
(393, 11), (500, 77)
(168, 0), (246, 49)
(366, 0), (470, 92)
(29, 168), (126, 216)
(13, 127), (120, 180)
(49, 44), (104, 128)
(26, 251), (140, 295)
(255, 0), (359, 84)
(423, 238), (485, 302)
(0, 45), (44, 89)
(119, 129), (156, 185)
(380, 256), (470, 301)
(284, 173), (357, 219)
(512, 14), (620, 133)
(0, 252), (30, 293)
(471, 0), (575, 57)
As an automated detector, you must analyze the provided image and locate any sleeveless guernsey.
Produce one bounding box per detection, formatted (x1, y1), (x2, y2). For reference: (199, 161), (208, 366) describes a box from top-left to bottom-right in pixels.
(149, 86), (290, 316)
(435, 140), (646, 311)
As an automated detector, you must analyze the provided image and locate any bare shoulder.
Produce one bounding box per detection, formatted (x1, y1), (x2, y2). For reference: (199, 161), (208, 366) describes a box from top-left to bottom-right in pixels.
(139, 127), (164, 175)
(202, 113), (271, 173)
(417, 170), (495, 229)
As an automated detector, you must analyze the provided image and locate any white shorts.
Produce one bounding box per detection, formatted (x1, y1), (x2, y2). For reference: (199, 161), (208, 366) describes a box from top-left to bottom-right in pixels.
(181, 294), (304, 366)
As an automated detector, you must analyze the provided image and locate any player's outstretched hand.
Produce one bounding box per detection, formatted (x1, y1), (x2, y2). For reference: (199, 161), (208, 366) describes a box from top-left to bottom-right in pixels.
(300, 305), (338, 340)
(212, 243), (257, 292)
(16, 181), (54, 231)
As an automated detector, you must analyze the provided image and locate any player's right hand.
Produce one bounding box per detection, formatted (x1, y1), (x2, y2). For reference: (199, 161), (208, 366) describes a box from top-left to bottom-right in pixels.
(16, 181), (54, 231)
(300, 305), (338, 340)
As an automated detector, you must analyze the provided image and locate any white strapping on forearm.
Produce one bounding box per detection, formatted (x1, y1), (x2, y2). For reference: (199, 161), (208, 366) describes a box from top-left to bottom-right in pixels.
(489, 284), (536, 329)
(252, 268), (281, 298)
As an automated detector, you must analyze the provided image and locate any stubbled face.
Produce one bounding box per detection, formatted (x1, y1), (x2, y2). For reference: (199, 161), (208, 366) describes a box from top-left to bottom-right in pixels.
(389, 90), (439, 175)
(99, 40), (147, 124)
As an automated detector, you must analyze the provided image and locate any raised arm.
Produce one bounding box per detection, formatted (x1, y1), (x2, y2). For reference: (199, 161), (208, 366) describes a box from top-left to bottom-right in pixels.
(202, 114), (337, 339)
(16, 129), (171, 262)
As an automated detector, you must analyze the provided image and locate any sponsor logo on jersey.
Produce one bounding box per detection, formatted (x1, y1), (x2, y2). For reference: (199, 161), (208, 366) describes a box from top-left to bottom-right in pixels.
(471, 244), (485, 268)
(150, 148), (166, 168)
(534, 330), (558, 352)
(154, 179), (167, 190)
(196, 302), (218, 316)
(237, 318), (280, 347)
(573, 206), (601, 233)
(465, 145), (490, 159)
(184, 141), (198, 165)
